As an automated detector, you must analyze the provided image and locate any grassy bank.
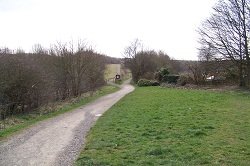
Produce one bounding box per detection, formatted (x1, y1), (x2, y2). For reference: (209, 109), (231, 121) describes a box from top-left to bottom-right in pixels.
(76, 87), (250, 165)
(0, 85), (119, 140)
(104, 64), (121, 80)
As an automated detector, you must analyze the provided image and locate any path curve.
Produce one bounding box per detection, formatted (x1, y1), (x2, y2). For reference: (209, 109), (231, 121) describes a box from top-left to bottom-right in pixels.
(0, 81), (134, 166)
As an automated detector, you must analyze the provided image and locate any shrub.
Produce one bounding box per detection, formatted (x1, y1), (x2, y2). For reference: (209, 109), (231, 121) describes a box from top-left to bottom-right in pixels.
(155, 68), (170, 82)
(137, 79), (151, 87)
(137, 79), (160, 87)
(177, 74), (189, 86)
(162, 75), (180, 84)
(155, 68), (180, 84)
(150, 80), (160, 86)
(160, 68), (170, 76)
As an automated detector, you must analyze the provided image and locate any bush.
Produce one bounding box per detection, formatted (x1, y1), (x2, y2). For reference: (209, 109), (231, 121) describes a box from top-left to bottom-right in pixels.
(155, 68), (170, 82)
(137, 79), (160, 87)
(137, 79), (151, 86)
(150, 80), (160, 86)
(162, 75), (180, 84)
(177, 74), (189, 86)
(160, 68), (170, 76)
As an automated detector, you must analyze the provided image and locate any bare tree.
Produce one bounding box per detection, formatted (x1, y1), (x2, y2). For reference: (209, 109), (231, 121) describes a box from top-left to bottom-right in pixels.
(15, 48), (25, 54)
(0, 47), (12, 54)
(188, 62), (205, 85)
(124, 39), (173, 82)
(198, 0), (250, 87)
(198, 43), (217, 62)
(197, 43), (217, 80)
(32, 44), (48, 54)
(124, 39), (143, 82)
(0, 41), (106, 120)
(124, 39), (143, 59)
(50, 41), (105, 98)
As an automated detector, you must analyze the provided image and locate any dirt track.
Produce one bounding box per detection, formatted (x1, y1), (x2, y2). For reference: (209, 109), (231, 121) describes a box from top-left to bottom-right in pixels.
(0, 81), (134, 166)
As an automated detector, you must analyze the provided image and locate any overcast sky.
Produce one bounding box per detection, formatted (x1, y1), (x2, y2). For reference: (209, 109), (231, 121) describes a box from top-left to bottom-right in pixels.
(0, 0), (217, 60)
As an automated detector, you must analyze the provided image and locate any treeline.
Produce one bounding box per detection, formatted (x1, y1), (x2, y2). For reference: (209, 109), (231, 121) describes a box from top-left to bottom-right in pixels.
(198, 0), (250, 87)
(124, 39), (181, 83)
(123, 39), (239, 86)
(0, 42), (108, 119)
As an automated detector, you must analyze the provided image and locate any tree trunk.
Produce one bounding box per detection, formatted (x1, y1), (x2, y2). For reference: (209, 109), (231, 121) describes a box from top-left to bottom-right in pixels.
(247, 62), (250, 87)
(239, 65), (245, 87)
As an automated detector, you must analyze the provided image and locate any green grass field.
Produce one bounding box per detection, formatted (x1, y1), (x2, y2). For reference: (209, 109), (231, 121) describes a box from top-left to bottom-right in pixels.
(76, 87), (250, 166)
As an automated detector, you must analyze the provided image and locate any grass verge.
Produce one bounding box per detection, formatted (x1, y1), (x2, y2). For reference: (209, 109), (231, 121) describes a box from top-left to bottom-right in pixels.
(76, 86), (250, 166)
(0, 85), (119, 140)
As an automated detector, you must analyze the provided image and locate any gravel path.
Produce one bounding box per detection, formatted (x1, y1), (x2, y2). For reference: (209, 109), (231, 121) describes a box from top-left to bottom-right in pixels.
(0, 81), (134, 166)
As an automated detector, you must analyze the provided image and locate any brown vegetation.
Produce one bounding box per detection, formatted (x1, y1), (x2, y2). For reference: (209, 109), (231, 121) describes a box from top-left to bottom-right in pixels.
(0, 42), (107, 120)
(124, 39), (179, 83)
(198, 0), (250, 87)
